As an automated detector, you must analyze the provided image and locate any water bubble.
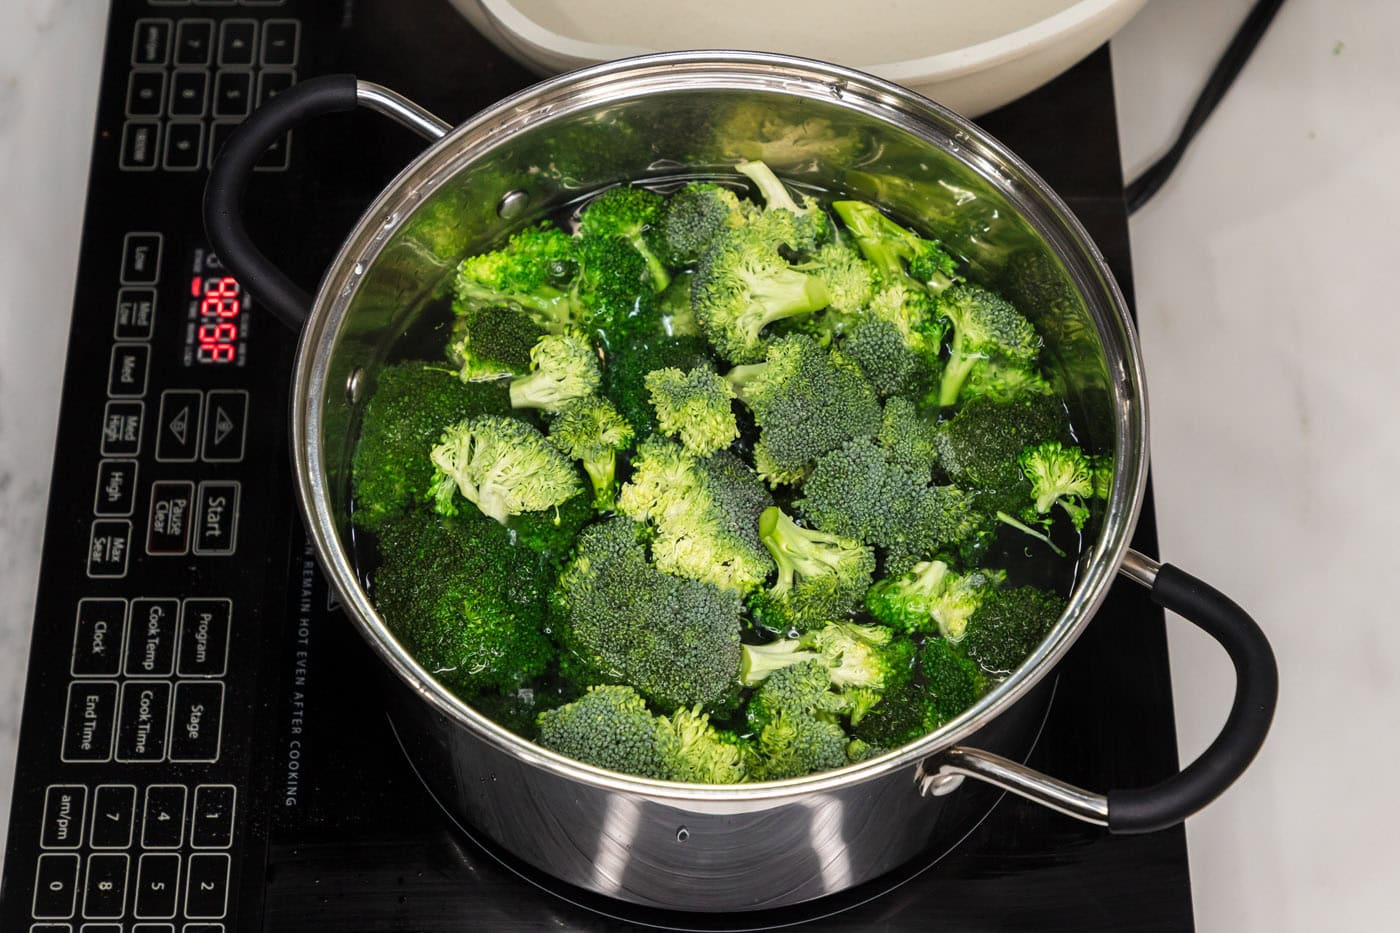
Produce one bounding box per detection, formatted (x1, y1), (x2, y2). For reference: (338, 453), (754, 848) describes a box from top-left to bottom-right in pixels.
(675, 827), (690, 843)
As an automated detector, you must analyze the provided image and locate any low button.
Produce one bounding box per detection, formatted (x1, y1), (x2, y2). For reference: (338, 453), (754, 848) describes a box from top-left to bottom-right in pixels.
(41, 785), (88, 850)
(175, 20), (214, 66)
(121, 233), (163, 285)
(131, 19), (171, 66)
(125, 598), (179, 677)
(259, 20), (299, 66)
(72, 599), (127, 677)
(217, 20), (257, 66)
(82, 853), (130, 920)
(32, 853), (80, 919)
(87, 520), (132, 579)
(184, 854), (231, 919)
(169, 682), (224, 762)
(108, 344), (149, 398)
(147, 482), (195, 556)
(201, 391), (248, 462)
(179, 599), (231, 677)
(156, 390), (202, 462)
(115, 287), (157, 339)
(194, 482), (240, 556)
(100, 401), (144, 457)
(190, 785), (235, 849)
(116, 681), (172, 762)
(89, 784), (137, 850)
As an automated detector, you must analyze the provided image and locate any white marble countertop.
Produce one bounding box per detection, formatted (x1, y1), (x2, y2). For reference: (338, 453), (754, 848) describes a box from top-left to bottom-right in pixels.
(2, 1), (1396, 928)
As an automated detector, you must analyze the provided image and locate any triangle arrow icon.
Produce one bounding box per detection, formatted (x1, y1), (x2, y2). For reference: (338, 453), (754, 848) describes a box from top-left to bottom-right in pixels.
(214, 407), (235, 446)
(168, 407), (189, 446)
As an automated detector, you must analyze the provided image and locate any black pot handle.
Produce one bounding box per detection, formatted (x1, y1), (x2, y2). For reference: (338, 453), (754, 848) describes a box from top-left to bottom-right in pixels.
(203, 74), (450, 330)
(922, 549), (1278, 835)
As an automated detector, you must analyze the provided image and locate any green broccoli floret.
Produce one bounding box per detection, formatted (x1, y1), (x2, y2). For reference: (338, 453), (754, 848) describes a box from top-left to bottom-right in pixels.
(429, 415), (581, 523)
(1090, 454), (1113, 500)
(850, 678), (933, 749)
(840, 319), (922, 399)
(735, 159), (831, 252)
(935, 284), (1041, 407)
(547, 397), (634, 509)
(864, 559), (1005, 640)
(508, 332), (602, 412)
(446, 304), (545, 383)
(960, 586), (1065, 675)
(601, 334), (713, 436)
(351, 362), (511, 532)
(575, 235), (660, 341)
(467, 684), (572, 741)
(536, 685), (667, 778)
(551, 517), (743, 712)
(453, 222), (583, 331)
(830, 200), (960, 293)
(933, 394), (1069, 490)
(724, 334), (882, 484)
(798, 437), (986, 569)
(845, 738), (885, 763)
(867, 282), (947, 354)
(746, 506), (874, 633)
(745, 660), (849, 779)
(650, 182), (747, 267)
(1019, 441), (1094, 531)
(373, 509), (553, 696)
(656, 706), (751, 784)
(578, 185), (671, 292)
(645, 366), (739, 455)
(798, 242), (876, 316)
(876, 396), (939, 478)
(618, 439), (774, 593)
(961, 360), (1054, 403)
(692, 225), (832, 363)
(919, 637), (988, 726)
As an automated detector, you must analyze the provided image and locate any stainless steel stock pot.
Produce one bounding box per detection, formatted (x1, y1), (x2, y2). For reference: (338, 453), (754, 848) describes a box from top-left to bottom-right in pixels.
(204, 53), (1277, 911)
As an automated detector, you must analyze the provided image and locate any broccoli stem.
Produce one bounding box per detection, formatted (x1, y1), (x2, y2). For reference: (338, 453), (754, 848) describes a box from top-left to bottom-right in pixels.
(582, 455), (618, 511)
(736, 160), (806, 215)
(739, 639), (819, 686)
(759, 506), (851, 596)
(994, 511), (1067, 557)
(628, 232), (672, 292)
(938, 330), (980, 406)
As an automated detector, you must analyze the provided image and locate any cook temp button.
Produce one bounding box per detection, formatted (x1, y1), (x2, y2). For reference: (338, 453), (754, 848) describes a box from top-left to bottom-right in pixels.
(146, 481), (194, 556)
(194, 482), (240, 555)
(125, 598), (179, 677)
(169, 682), (224, 762)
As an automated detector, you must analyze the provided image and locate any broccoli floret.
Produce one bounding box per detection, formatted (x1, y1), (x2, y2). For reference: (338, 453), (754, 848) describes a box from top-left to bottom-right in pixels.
(650, 182), (747, 267)
(618, 439), (774, 593)
(798, 437), (986, 568)
(867, 282), (947, 354)
(961, 360), (1054, 403)
(746, 506), (875, 633)
(724, 334), (882, 484)
(692, 225), (832, 363)
(578, 185), (671, 292)
(735, 159), (831, 252)
(830, 201), (960, 293)
(840, 319), (921, 399)
(645, 366), (739, 455)
(798, 242), (876, 316)
(933, 394), (1069, 490)
(467, 684), (572, 741)
(508, 332), (602, 412)
(507, 491), (594, 557)
(876, 396), (939, 478)
(453, 222), (583, 331)
(864, 559), (1005, 640)
(601, 334), (713, 436)
(846, 738), (885, 763)
(575, 235), (660, 342)
(1019, 441), (1094, 531)
(548, 396), (634, 509)
(960, 586), (1065, 675)
(656, 706), (751, 784)
(1090, 454), (1113, 500)
(373, 509), (553, 696)
(850, 678), (933, 749)
(715, 103), (866, 169)
(919, 637), (988, 726)
(429, 415), (582, 523)
(537, 685), (667, 778)
(550, 517), (743, 712)
(935, 284), (1041, 406)
(745, 660), (849, 780)
(446, 304), (545, 383)
(351, 361), (510, 531)
(740, 624), (913, 725)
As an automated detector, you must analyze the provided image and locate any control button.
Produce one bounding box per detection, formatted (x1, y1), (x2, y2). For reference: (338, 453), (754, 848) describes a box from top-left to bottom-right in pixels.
(87, 520), (132, 579)
(179, 599), (231, 677)
(108, 344), (150, 398)
(183, 926), (225, 933)
(190, 785), (235, 849)
(169, 682), (224, 762)
(72, 599), (126, 677)
(126, 599), (179, 677)
(260, 20), (299, 66)
(94, 460), (138, 517)
(194, 482), (240, 556)
(120, 122), (160, 172)
(28, 924), (76, 932)
(184, 854), (231, 919)
(147, 481), (195, 556)
(32, 853), (80, 919)
(208, 120), (238, 167)
(256, 69), (295, 105)
(169, 69), (209, 117)
(125, 70), (167, 118)
(41, 785), (88, 850)
(175, 20), (215, 66)
(163, 121), (205, 172)
(100, 401), (144, 457)
(131, 19), (172, 66)
(82, 853), (129, 920)
(130, 925), (175, 933)
(155, 390), (201, 462)
(141, 785), (187, 849)
(217, 20), (257, 66)
(117, 681), (172, 762)
(89, 785), (137, 849)
(62, 682), (117, 762)
(121, 233), (163, 285)
(115, 287), (157, 339)
(212, 71), (253, 118)
(255, 129), (292, 172)
(201, 391), (248, 462)
(133, 853), (181, 920)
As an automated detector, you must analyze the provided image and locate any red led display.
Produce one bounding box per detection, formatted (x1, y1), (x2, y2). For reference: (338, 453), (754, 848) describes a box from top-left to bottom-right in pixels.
(194, 275), (241, 363)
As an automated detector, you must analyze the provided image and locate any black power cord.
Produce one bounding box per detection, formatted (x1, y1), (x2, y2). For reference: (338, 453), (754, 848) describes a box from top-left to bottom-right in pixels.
(1125, 0), (1288, 214)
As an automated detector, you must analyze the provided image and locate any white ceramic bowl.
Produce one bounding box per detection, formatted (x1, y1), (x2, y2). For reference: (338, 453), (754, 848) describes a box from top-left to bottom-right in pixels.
(448, 0), (1148, 116)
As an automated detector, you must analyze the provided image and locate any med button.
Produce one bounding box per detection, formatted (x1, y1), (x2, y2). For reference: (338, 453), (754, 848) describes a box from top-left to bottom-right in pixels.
(194, 481), (240, 556)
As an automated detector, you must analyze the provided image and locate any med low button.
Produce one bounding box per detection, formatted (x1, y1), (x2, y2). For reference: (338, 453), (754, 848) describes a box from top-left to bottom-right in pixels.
(194, 482), (240, 555)
(179, 599), (231, 677)
(146, 481), (194, 556)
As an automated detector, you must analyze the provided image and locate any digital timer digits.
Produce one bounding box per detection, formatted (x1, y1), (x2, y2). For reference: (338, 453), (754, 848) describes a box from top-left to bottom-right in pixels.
(185, 247), (249, 367)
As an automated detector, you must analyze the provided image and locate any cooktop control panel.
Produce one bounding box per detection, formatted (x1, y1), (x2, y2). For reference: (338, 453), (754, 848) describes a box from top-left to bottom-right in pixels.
(2, 3), (313, 930)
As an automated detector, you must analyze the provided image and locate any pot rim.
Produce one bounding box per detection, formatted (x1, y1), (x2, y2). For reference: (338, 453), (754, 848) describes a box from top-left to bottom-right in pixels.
(291, 49), (1149, 803)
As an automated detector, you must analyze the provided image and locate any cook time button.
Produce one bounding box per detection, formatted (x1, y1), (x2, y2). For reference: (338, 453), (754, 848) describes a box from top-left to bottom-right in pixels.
(147, 481), (194, 556)
(194, 481), (240, 555)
